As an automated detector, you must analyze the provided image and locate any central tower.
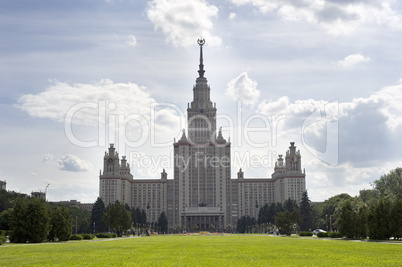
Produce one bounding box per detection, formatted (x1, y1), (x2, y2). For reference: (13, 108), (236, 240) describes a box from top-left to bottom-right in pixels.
(170, 39), (232, 232)
(187, 38), (217, 144)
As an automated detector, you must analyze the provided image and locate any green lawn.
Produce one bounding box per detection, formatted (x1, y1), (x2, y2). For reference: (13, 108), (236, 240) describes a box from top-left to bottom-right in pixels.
(1, 235), (401, 266)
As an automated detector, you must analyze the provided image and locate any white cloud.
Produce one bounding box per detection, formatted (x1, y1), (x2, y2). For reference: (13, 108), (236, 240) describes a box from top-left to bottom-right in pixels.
(338, 53), (371, 68)
(126, 35), (137, 47)
(17, 79), (185, 152)
(306, 160), (390, 201)
(257, 82), (402, 165)
(17, 79), (155, 126)
(226, 72), (260, 106)
(229, 0), (402, 35)
(146, 0), (222, 47)
(229, 12), (236, 19)
(57, 154), (92, 172)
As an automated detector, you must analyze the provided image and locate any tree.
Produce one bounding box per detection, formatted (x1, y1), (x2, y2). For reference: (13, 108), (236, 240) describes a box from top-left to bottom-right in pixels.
(131, 207), (147, 229)
(103, 202), (132, 236)
(237, 216), (256, 233)
(275, 210), (302, 236)
(337, 200), (355, 238)
(131, 207), (139, 226)
(48, 206), (72, 241)
(0, 190), (27, 213)
(10, 197), (51, 243)
(358, 189), (378, 207)
(257, 204), (269, 224)
(356, 205), (368, 239)
(374, 167), (402, 199)
(390, 198), (402, 240)
(9, 198), (28, 243)
(68, 206), (91, 234)
(299, 191), (313, 231)
(313, 193), (352, 231)
(91, 197), (108, 233)
(367, 197), (393, 240)
(157, 211), (168, 234)
(0, 208), (12, 230)
(284, 198), (299, 212)
(192, 224), (199, 232)
(258, 202), (284, 225)
(141, 209), (147, 226)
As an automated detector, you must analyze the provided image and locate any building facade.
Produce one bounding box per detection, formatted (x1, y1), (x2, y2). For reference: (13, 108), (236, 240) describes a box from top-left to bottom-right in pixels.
(0, 180), (6, 190)
(31, 191), (46, 200)
(99, 40), (306, 232)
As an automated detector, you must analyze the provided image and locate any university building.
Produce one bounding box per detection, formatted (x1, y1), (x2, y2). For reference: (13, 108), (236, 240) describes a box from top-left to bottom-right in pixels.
(0, 180), (6, 190)
(99, 40), (306, 232)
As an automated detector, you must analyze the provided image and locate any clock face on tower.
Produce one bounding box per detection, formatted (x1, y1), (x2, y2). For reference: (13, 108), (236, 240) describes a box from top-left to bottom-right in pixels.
(107, 157), (114, 164)
(290, 156), (298, 163)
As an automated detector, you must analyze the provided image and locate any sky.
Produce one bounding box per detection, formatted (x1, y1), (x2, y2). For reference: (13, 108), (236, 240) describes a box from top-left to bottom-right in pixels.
(1, 0), (402, 203)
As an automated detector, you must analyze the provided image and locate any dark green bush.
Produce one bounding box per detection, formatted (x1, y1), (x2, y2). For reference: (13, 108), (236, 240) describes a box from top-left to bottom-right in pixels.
(96, 233), (114, 238)
(0, 235), (6, 245)
(299, 231), (313, 236)
(70, 234), (83, 240)
(0, 230), (6, 236)
(317, 232), (328, 238)
(329, 232), (343, 238)
(82, 234), (95, 240)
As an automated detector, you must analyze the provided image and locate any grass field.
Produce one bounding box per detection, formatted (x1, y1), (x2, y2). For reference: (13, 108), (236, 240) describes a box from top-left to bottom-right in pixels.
(1, 235), (401, 266)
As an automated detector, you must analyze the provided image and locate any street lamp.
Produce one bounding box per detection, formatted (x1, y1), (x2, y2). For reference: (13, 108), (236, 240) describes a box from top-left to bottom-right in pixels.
(44, 184), (50, 201)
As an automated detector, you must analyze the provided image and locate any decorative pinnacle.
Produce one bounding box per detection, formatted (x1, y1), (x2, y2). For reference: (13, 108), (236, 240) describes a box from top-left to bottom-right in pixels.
(197, 38), (205, 78)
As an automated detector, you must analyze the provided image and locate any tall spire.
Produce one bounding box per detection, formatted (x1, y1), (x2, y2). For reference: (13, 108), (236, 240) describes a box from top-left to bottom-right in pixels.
(197, 38), (205, 78)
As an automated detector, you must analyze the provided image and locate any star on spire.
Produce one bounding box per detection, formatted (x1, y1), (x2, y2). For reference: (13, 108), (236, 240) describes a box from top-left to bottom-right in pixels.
(197, 38), (205, 78)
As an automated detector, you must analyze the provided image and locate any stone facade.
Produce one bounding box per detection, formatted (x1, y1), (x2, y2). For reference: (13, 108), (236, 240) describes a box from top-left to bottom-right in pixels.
(0, 180), (6, 190)
(31, 191), (46, 200)
(53, 200), (94, 212)
(99, 40), (306, 232)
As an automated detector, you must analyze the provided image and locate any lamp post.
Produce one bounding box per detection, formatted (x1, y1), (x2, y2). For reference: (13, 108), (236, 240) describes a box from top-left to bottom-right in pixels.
(44, 184), (50, 201)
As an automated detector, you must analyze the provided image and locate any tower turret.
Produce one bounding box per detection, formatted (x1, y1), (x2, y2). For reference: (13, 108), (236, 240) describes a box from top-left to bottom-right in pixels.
(187, 39), (217, 144)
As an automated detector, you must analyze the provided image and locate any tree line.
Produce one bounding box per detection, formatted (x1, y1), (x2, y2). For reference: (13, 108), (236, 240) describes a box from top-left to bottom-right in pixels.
(336, 168), (402, 240)
(91, 198), (168, 236)
(237, 191), (312, 235)
(0, 191), (168, 243)
(237, 167), (402, 240)
(8, 197), (73, 243)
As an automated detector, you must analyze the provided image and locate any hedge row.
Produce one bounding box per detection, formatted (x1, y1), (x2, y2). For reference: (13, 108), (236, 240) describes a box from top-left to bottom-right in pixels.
(96, 233), (117, 238)
(299, 232), (313, 236)
(328, 232), (343, 238)
(316, 232), (344, 238)
(82, 234), (95, 240)
(316, 232), (328, 237)
(70, 234), (83, 240)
